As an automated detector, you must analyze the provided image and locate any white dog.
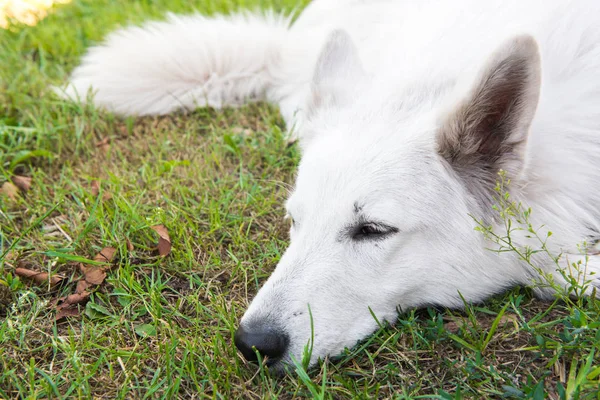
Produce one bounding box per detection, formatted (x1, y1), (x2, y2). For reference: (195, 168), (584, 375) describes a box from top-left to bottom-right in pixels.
(63, 0), (600, 371)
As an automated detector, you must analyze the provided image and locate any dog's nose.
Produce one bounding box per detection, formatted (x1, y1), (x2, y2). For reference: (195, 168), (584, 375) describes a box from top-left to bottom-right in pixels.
(234, 324), (289, 363)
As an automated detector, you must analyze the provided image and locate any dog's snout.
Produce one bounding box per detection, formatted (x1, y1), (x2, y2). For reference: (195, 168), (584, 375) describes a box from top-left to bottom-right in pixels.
(234, 323), (289, 364)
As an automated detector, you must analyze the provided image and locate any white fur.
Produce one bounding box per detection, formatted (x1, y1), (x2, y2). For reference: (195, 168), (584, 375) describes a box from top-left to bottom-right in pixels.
(63, 0), (600, 370)
(60, 11), (291, 115)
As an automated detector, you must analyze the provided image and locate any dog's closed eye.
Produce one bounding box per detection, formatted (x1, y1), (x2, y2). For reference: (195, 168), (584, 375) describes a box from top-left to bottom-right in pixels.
(351, 222), (398, 241)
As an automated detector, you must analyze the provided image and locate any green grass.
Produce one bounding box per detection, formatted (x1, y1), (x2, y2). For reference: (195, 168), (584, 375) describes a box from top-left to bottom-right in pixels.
(1, 1), (599, 398)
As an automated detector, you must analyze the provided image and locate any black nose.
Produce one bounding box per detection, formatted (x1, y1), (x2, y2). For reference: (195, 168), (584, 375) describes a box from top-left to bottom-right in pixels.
(234, 324), (289, 363)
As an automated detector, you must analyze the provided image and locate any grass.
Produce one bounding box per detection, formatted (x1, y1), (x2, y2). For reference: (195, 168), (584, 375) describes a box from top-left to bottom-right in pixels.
(0, 0), (599, 398)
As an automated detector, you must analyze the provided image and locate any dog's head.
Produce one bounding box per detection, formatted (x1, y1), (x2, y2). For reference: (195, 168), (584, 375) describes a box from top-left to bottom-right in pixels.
(235, 30), (541, 372)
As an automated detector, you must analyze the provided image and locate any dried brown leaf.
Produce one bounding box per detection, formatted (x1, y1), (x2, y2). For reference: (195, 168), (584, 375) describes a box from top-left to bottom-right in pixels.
(79, 247), (117, 285)
(2, 182), (19, 200)
(151, 225), (171, 257)
(151, 225), (170, 241)
(157, 238), (171, 257)
(63, 291), (91, 305)
(94, 247), (117, 263)
(55, 290), (91, 310)
(95, 137), (110, 147)
(126, 238), (134, 252)
(79, 262), (89, 275)
(12, 175), (32, 191)
(95, 137), (110, 154)
(84, 267), (107, 285)
(54, 277), (94, 321)
(90, 180), (100, 196)
(76, 279), (91, 294)
(15, 267), (63, 287)
(90, 180), (112, 200)
(55, 305), (80, 321)
(78, 248), (116, 285)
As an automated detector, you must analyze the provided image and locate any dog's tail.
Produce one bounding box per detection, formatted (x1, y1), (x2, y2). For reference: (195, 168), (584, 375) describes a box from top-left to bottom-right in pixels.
(60, 11), (292, 116)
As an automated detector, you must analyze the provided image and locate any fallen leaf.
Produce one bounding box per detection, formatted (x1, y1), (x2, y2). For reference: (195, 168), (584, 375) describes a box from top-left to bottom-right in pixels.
(1, 182), (19, 200)
(53, 246), (120, 320)
(66, 292), (90, 304)
(54, 248), (118, 321)
(55, 306), (80, 321)
(79, 263), (88, 275)
(151, 225), (171, 257)
(95, 137), (110, 154)
(90, 180), (100, 196)
(126, 238), (134, 252)
(95, 137), (110, 147)
(78, 247), (116, 285)
(15, 267), (63, 287)
(76, 279), (91, 294)
(12, 175), (32, 191)
(94, 247), (117, 263)
(84, 267), (107, 285)
(57, 291), (91, 308)
(90, 180), (112, 201)
(54, 281), (93, 321)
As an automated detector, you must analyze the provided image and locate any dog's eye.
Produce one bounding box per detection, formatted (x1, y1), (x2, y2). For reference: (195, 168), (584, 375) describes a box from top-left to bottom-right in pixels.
(359, 224), (382, 236)
(352, 223), (398, 241)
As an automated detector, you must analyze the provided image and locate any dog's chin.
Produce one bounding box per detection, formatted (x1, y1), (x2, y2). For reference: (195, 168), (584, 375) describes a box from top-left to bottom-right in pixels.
(264, 353), (311, 376)
(265, 360), (288, 376)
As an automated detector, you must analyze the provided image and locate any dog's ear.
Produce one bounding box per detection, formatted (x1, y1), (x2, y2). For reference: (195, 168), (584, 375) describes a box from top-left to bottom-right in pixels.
(309, 30), (366, 114)
(437, 35), (541, 194)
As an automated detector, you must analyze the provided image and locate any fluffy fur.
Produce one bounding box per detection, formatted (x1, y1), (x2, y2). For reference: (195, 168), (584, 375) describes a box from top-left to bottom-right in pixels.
(63, 0), (600, 370)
